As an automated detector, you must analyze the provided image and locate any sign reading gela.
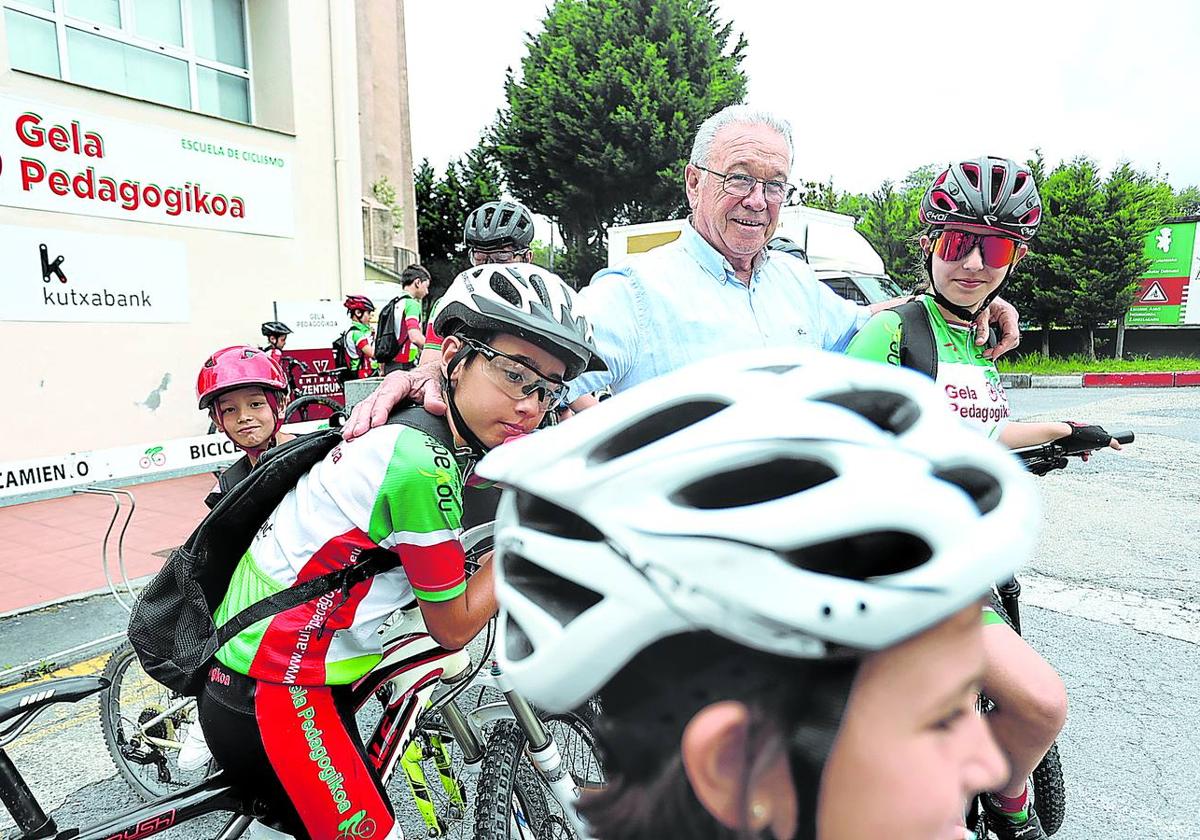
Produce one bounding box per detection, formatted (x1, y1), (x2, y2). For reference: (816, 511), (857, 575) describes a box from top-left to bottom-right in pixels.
(0, 94), (294, 237)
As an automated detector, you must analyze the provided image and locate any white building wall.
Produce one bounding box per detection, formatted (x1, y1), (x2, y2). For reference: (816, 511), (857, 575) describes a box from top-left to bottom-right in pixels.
(0, 1), (363, 460)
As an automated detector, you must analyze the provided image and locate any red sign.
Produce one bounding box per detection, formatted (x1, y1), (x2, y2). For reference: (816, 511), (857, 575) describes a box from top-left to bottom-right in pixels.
(280, 348), (344, 419)
(1131, 276), (1186, 307)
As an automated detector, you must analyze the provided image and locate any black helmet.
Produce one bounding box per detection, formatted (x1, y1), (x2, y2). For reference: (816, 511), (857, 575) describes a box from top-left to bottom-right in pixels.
(464, 200), (535, 250)
(920, 156), (1043, 242)
(767, 236), (807, 262)
(261, 321), (292, 337)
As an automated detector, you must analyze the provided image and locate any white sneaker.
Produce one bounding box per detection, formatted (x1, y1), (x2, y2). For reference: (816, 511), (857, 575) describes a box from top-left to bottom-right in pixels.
(176, 722), (213, 771)
(245, 820), (296, 839)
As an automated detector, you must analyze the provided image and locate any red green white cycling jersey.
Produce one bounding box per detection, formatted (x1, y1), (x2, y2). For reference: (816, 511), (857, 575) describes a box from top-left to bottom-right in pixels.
(398, 296), (424, 363)
(345, 322), (377, 378)
(845, 296), (1010, 439)
(423, 297), (446, 357)
(213, 423), (467, 686)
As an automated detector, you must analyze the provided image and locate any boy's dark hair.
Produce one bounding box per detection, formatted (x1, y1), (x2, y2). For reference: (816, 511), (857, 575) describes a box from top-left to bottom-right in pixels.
(401, 264), (431, 288)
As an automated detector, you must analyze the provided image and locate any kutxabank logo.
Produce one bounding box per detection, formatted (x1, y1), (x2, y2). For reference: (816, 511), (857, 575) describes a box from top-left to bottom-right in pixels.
(35, 242), (153, 310)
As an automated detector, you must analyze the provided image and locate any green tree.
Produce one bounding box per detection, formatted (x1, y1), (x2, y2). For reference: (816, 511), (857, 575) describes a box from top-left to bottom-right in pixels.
(1173, 184), (1200, 217)
(1004, 151), (1078, 355)
(493, 0), (747, 285)
(1012, 157), (1173, 359)
(850, 165), (935, 292)
(1067, 162), (1173, 357)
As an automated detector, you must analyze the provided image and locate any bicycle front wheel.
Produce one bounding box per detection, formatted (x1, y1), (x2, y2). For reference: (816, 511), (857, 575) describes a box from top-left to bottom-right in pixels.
(99, 642), (217, 801)
(475, 715), (605, 840)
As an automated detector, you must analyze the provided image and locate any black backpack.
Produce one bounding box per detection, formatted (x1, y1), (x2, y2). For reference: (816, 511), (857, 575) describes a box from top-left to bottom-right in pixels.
(331, 329), (355, 383)
(892, 297), (996, 379)
(373, 295), (407, 364)
(127, 407), (454, 696)
(893, 299), (939, 379)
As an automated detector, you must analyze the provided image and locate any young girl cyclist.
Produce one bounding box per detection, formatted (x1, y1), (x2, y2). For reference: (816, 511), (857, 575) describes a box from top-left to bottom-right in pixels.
(197, 346), (295, 509)
(476, 349), (1041, 840)
(196, 264), (603, 840)
(847, 156), (1121, 838)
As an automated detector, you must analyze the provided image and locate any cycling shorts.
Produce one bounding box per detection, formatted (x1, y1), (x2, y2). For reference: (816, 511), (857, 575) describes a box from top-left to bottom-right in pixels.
(197, 661), (395, 840)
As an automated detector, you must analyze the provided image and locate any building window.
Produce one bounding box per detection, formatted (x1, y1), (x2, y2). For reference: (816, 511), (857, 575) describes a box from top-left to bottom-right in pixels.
(2, 0), (252, 122)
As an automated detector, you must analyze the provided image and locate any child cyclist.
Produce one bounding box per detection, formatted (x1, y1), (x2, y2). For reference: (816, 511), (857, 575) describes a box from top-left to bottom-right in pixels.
(847, 156), (1120, 838)
(343, 294), (379, 379)
(197, 346), (295, 508)
(477, 349), (1040, 840)
(197, 265), (603, 840)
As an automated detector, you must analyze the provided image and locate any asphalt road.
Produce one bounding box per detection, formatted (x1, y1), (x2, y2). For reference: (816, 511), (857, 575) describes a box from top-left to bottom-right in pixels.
(1, 386), (1197, 839)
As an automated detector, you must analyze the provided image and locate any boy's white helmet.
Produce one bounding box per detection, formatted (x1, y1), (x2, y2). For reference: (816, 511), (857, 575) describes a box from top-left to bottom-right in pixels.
(476, 349), (1039, 711)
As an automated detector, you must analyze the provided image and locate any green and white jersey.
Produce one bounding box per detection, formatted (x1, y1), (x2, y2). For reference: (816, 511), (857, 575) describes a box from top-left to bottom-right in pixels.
(213, 422), (466, 686)
(845, 296), (1010, 439)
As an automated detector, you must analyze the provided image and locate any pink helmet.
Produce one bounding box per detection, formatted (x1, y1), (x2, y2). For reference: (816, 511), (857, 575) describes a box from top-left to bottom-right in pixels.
(196, 346), (287, 410)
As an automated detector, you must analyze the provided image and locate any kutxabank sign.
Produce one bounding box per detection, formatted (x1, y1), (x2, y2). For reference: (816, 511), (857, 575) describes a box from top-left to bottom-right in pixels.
(0, 94), (294, 237)
(1, 223), (188, 323)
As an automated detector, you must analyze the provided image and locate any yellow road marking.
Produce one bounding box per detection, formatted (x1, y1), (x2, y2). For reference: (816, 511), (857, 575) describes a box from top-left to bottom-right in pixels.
(5, 652), (110, 692)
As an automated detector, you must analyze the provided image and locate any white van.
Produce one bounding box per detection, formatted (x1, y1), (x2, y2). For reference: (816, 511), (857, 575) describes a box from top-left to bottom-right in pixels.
(606, 206), (902, 304)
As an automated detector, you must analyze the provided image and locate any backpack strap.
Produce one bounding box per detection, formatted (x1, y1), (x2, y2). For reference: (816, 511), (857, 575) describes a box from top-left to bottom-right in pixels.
(215, 548), (398, 648)
(893, 298), (938, 380)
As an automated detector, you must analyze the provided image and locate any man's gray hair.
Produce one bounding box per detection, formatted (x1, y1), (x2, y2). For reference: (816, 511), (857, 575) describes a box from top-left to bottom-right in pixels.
(689, 104), (794, 169)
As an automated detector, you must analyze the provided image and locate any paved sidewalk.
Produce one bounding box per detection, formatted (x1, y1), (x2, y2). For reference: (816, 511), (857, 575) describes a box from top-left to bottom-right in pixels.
(0, 474), (211, 615)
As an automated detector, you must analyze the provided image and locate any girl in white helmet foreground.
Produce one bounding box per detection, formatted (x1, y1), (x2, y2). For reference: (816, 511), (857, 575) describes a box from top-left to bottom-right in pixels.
(475, 349), (1041, 840)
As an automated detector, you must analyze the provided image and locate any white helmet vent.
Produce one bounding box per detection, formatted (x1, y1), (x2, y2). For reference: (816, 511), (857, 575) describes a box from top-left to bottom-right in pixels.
(783, 531), (933, 581)
(505, 550), (604, 625)
(516, 492), (605, 542)
(489, 272), (523, 306)
(816, 390), (920, 435)
(588, 400), (730, 464)
(671, 457), (837, 510)
(933, 466), (1002, 515)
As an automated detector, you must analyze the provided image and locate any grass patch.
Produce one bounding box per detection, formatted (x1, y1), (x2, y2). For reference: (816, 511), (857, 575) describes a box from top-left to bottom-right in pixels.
(997, 354), (1200, 374)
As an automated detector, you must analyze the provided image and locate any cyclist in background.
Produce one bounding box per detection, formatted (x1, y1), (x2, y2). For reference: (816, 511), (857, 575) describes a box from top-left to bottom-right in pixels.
(384, 264), (432, 373)
(261, 321), (308, 396)
(846, 156), (1118, 839)
(343, 295), (378, 379)
(419, 199), (537, 367)
(477, 350), (1038, 840)
(261, 321), (293, 367)
(196, 266), (603, 840)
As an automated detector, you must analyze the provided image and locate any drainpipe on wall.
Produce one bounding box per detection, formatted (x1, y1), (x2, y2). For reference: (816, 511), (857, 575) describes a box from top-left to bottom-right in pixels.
(328, 0), (365, 297)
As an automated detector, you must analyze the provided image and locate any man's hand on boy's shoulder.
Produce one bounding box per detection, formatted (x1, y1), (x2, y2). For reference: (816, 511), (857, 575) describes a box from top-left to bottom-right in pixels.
(342, 361), (447, 441)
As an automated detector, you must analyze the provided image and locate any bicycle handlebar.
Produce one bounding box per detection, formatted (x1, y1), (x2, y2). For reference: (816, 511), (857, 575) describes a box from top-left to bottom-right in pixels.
(1012, 430), (1134, 476)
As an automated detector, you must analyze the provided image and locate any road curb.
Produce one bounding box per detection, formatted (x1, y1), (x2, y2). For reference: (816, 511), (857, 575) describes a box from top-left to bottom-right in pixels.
(1001, 370), (1200, 388)
(1029, 374), (1083, 389)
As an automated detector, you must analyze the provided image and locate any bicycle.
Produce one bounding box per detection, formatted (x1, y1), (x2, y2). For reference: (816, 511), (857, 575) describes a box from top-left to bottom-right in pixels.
(93, 523), (603, 839)
(966, 429), (1134, 839)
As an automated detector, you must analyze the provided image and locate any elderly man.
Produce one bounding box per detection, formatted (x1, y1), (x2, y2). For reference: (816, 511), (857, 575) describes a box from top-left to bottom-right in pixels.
(344, 104), (1019, 433)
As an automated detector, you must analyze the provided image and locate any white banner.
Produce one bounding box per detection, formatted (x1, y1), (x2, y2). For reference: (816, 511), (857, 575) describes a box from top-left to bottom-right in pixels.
(0, 433), (240, 502)
(0, 224), (189, 322)
(0, 94), (294, 237)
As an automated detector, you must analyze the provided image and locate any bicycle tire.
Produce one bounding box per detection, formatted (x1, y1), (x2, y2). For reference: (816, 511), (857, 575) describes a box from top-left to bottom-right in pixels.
(1032, 742), (1066, 835)
(99, 642), (216, 801)
(284, 395), (346, 428)
(474, 719), (553, 840)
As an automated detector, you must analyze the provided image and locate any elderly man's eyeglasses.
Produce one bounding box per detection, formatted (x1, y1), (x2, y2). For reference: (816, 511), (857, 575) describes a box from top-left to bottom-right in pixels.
(464, 339), (569, 409)
(693, 165), (796, 205)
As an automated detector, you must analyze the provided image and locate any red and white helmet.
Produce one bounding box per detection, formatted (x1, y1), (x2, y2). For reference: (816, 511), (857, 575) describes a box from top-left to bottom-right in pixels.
(921, 156), (1043, 241)
(344, 294), (376, 313)
(196, 346), (287, 410)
